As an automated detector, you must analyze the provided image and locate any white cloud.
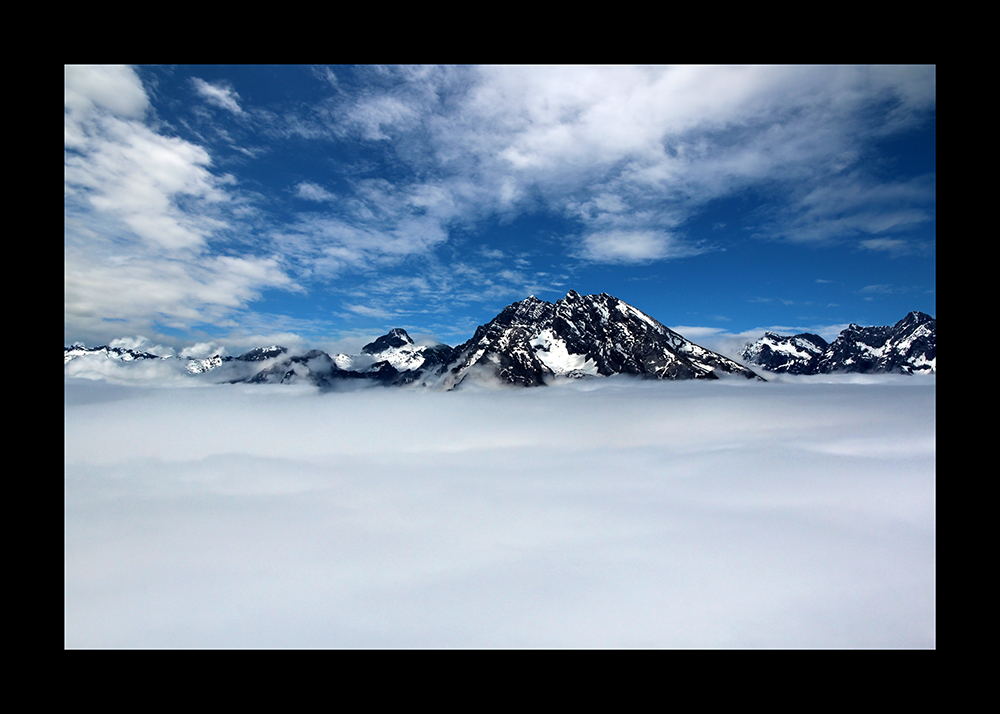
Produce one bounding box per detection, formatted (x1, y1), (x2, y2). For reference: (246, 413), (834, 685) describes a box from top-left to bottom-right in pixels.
(192, 78), (244, 114)
(109, 335), (175, 356)
(65, 65), (297, 345)
(767, 173), (935, 244)
(179, 341), (228, 359)
(65, 376), (936, 647)
(576, 229), (701, 264)
(64, 65), (149, 127)
(320, 65), (934, 263)
(294, 181), (337, 202)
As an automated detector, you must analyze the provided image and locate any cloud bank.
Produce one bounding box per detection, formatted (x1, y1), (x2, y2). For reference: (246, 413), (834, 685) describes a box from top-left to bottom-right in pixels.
(66, 376), (935, 647)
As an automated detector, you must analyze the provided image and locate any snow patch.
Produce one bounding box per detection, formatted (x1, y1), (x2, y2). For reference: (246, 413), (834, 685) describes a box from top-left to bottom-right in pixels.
(529, 329), (599, 375)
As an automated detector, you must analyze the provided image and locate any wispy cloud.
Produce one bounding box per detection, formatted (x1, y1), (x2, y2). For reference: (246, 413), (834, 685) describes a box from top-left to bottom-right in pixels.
(294, 181), (337, 202)
(859, 237), (934, 257)
(192, 78), (245, 115)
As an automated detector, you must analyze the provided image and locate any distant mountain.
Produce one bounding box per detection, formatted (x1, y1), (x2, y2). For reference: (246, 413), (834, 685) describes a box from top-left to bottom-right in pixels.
(185, 346), (285, 374)
(65, 293), (765, 388)
(64, 343), (162, 365)
(69, 296), (934, 389)
(360, 328), (453, 373)
(235, 330), (453, 387)
(740, 311), (936, 375)
(739, 332), (829, 375)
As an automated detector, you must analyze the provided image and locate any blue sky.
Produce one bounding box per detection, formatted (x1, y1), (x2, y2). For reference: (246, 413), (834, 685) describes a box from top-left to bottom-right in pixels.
(65, 65), (935, 356)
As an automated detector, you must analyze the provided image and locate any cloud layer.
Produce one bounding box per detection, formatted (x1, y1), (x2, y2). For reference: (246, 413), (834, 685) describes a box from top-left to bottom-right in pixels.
(66, 376), (935, 647)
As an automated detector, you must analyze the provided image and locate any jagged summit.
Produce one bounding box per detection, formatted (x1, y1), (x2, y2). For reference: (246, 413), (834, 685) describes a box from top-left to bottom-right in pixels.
(237, 345), (287, 361)
(65, 293), (766, 388)
(740, 332), (829, 375)
(741, 311), (936, 375)
(70, 294), (934, 388)
(362, 328), (413, 354)
(430, 291), (762, 388)
(63, 343), (162, 365)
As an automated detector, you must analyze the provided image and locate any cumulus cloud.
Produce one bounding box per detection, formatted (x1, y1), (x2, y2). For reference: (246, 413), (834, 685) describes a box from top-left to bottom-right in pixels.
(179, 341), (229, 359)
(108, 335), (175, 356)
(64, 65), (149, 129)
(65, 65), (297, 345)
(65, 376), (935, 647)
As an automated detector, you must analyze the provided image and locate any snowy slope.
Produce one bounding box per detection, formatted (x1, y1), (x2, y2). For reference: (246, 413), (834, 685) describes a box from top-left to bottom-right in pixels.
(741, 312), (936, 375)
(426, 291), (762, 388)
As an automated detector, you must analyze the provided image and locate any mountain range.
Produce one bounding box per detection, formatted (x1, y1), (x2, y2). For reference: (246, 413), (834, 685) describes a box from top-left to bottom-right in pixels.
(65, 293), (936, 388)
(739, 311), (936, 375)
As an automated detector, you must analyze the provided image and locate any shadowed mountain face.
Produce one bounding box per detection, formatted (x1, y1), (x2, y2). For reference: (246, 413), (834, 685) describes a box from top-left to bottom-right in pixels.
(66, 291), (767, 389)
(361, 328), (412, 354)
(741, 312), (936, 375)
(430, 291), (762, 387)
(68, 294), (936, 388)
(740, 332), (830, 375)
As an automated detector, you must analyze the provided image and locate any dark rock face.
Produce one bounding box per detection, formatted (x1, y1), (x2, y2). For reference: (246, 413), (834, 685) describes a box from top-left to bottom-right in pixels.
(740, 332), (829, 375)
(361, 328), (413, 354)
(247, 349), (337, 385)
(66, 291), (772, 388)
(236, 346), (288, 362)
(741, 312), (936, 375)
(432, 291), (762, 388)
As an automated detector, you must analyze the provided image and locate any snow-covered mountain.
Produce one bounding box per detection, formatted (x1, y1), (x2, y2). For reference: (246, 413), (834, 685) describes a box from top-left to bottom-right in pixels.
(739, 332), (829, 375)
(333, 328), (453, 373)
(240, 329), (454, 387)
(64, 293), (765, 388)
(423, 291), (762, 388)
(741, 311), (936, 375)
(185, 346), (285, 374)
(64, 342), (163, 365)
(68, 295), (936, 388)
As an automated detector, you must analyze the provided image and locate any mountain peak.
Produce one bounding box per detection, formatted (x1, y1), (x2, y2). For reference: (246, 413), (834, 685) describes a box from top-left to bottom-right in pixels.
(362, 328), (413, 354)
(436, 291), (761, 388)
(741, 311), (935, 375)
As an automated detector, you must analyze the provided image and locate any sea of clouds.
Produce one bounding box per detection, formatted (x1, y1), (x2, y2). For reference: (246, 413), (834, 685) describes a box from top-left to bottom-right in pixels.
(65, 374), (935, 648)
